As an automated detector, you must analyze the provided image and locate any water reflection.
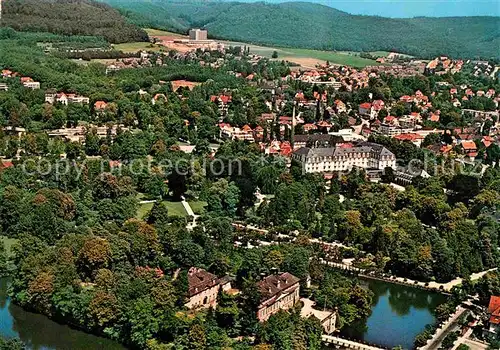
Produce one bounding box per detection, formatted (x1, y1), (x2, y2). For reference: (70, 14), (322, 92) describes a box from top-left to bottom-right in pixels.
(341, 278), (447, 349)
(0, 278), (125, 350)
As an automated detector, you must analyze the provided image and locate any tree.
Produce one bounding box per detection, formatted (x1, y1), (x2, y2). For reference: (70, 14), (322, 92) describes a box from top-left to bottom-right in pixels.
(188, 323), (207, 350)
(77, 237), (111, 276)
(272, 51), (278, 59)
(0, 241), (7, 276)
(146, 201), (169, 226)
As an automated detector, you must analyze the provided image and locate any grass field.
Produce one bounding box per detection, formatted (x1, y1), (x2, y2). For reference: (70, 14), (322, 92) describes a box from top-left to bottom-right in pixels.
(0, 236), (18, 258)
(220, 39), (383, 68)
(145, 28), (186, 38)
(279, 48), (382, 68)
(113, 42), (163, 53)
(188, 201), (207, 215)
(136, 200), (207, 219)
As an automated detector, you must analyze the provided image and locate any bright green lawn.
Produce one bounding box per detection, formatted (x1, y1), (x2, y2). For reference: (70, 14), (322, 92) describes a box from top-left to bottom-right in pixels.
(188, 201), (208, 215)
(137, 201), (187, 219)
(136, 200), (207, 219)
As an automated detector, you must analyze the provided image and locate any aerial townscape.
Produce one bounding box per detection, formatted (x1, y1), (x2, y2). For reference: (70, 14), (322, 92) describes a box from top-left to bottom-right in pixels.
(0, 0), (499, 350)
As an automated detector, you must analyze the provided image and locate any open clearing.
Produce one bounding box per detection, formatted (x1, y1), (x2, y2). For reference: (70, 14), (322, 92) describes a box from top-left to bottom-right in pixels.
(145, 28), (186, 38)
(113, 41), (163, 53)
(136, 200), (207, 219)
(220, 40), (385, 68)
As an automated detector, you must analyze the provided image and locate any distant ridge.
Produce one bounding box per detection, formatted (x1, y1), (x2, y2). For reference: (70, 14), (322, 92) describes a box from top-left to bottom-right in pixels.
(103, 0), (500, 59)
(0, 0), (149, 43)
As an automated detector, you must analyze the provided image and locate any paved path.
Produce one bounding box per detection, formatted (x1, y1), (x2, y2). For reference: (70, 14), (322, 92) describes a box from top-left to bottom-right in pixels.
(420, 307), (466, 350)
(323, 257), (496, 292)
(322, 335), (385, 350)
(182, 200), (199, 230)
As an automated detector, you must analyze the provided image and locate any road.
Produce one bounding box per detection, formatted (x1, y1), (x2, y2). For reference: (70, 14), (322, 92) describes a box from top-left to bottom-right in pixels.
(420, 307), (466, 350)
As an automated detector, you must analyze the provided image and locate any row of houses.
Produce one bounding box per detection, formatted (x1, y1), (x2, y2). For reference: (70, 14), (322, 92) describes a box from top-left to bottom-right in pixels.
(2, 70), (40, 89)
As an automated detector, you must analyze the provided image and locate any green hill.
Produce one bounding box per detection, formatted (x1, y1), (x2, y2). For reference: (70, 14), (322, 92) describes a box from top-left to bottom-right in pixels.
(0, 0), (149, 43)
(103, 0), (500, 59)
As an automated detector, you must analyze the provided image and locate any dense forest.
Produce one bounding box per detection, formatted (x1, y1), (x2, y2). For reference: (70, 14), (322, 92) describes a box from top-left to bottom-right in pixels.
(0, 0), (149, 44)
(103, 0), (500, 59)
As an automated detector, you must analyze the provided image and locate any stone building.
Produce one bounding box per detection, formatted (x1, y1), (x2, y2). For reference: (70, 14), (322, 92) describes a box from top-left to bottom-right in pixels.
(257, 272), (300, 322)
(185, 267), (231, 310)
(292, 142), (396, 174)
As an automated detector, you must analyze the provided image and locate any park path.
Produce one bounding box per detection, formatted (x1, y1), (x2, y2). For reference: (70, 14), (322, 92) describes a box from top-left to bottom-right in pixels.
(419, 306), (466, 350)
(182, 199), (199, 230)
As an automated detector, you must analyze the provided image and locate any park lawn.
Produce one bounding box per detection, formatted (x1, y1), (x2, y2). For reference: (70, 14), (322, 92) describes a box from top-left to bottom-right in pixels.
(188, 201), (208, 215)
(113, 42), (162, 53)
(136, 200), (188, 219)
(0, 236), (19, 258)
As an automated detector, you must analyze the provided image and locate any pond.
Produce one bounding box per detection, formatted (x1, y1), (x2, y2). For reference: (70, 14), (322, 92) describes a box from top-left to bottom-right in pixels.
(341, 278), (448, 349)
(0, 278), (125, 350)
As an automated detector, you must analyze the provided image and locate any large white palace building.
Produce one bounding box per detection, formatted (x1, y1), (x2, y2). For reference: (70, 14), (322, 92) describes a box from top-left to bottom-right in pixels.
(292, 142), (396, 174)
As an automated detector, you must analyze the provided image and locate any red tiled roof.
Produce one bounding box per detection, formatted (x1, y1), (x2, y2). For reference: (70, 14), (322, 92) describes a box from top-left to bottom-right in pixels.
(394, 133), (423, 142)
(359, 102), (372, 109)
(94, 101), (107, 110)
(0, 161), (14, 169)
(489, 296), (500, 325)
(461, 140), (477, 150)
(430, 114), (440, 122)
(187, 267), (219, 297)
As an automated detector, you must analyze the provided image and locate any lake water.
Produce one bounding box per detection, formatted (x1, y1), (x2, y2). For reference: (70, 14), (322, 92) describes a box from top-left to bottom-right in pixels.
(0, 278), (125, 350)
(341, 278), (448, 349)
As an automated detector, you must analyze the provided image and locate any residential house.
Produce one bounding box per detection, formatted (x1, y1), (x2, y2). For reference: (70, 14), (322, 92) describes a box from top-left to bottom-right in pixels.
(1, 69), (13, 78)
(293, 134), (344, 149)
(460, 140), (478, 158)
(358, 102), (372, 116)
(185, 267), (232, 310)
(152, 93), (167, 105)
(210, 94), (232, 115)
(21, 77), (40, 89)
(334, 100), (346, 113)
(45, 92), (90, 105)
(487, 296), (500, 334)
(219, 123), (255, 142)
(94, 101), (108, 112)
(372, 99), (385, 112)
(257, 272), (300, 322)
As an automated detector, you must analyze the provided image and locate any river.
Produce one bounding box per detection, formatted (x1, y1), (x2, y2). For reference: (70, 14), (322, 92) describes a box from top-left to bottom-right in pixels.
(341, 278), (448, 349)
(0, 278), (125, 350)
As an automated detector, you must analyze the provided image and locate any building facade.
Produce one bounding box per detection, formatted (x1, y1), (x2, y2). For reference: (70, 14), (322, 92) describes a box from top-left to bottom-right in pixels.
(257, 272), (300, 322)
(292, 142), (396, 174)
(189, 29), (208, 41)
(185, 267), (231, 310)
